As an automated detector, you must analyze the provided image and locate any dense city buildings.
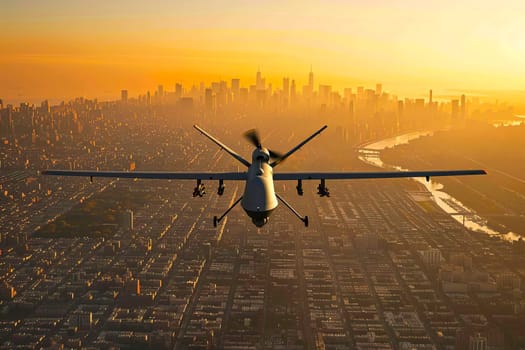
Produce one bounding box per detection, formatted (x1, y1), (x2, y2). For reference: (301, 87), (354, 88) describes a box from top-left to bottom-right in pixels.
(0, 72), (523, 349)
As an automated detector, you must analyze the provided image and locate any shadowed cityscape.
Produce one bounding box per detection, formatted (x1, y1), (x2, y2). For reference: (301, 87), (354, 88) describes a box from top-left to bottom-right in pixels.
(1, 69), (525, 349)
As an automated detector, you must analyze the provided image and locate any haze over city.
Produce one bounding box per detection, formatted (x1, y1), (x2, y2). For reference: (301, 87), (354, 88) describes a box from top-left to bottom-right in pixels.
(2, 0), (525, 105)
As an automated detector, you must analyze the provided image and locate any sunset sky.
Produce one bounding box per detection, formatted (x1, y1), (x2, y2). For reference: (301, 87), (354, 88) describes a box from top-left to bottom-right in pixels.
(2, 0), (525, 103)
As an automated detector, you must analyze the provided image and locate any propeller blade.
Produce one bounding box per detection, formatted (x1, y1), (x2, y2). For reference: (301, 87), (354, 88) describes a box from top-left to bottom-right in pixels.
(244, 129), (261, 148)
(269, 149), (284, 160)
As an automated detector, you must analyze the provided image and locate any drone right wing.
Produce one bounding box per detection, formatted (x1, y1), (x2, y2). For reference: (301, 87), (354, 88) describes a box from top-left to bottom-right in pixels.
(273, 169), (486, 181)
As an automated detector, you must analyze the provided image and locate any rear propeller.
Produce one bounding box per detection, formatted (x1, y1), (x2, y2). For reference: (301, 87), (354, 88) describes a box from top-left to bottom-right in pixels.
(243, 129), (283, 160)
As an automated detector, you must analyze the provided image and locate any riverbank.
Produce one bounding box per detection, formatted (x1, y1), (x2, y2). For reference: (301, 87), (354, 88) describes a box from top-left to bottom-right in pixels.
(378, 123), (525, 239)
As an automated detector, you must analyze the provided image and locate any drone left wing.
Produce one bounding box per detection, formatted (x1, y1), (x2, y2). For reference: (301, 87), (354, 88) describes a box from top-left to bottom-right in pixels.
(274, 169), (486, 180)
(194, 125), (251, 168)
(42, 170), (247, 181)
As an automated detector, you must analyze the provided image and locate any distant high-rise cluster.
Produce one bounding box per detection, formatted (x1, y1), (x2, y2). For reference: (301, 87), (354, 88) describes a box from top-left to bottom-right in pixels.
(0, 69), (514, 170)
(99, 69), (510, 145)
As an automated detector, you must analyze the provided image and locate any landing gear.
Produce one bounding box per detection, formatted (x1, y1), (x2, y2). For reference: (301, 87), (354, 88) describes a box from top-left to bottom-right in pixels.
(275, 193), (309, 227)
(213, 196), (244, 227)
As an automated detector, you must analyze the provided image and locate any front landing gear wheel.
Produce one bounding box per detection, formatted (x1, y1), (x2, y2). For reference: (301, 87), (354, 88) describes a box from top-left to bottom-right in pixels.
(303, 216), (309, 227)
(213, 216), (218, 228)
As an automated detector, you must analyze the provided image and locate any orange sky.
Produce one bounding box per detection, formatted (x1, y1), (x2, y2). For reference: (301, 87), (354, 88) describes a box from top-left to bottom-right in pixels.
(2, 0), (525, 103)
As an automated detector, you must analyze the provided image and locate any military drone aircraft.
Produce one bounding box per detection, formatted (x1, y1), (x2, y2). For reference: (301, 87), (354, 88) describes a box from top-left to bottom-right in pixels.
(43, 125), (486, 227)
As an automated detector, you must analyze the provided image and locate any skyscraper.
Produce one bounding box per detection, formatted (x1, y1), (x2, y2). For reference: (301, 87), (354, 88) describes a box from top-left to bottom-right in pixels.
(41, 100), (50, 114)
(231, 79), (240, 97)
(308, 67), (314, 91)
(175, 83), (182, 99)
(283, 77), (290, 101)
(375, 83), (382, 96)
(205, 88), (215, 113)
(357, 86), (364, 99)
(319, 85), (332, 105)
(121, 90), (128, 102)
(256, 69), (264, 91)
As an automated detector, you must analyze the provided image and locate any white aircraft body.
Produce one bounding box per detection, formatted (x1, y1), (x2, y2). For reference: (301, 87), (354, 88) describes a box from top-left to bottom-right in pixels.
(43, 125), (486, 227)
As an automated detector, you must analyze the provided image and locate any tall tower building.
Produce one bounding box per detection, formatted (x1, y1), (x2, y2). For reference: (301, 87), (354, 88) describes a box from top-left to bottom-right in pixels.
(41, 100), (50, 114)
(357, 86), (364, 99)
(256, 69), (264, 90)
(304, 67), (314, 99)
(397, 100), (404, 129)
(319, 85), (332, 105)
(375, 83), (382, 96)
(429, 89), (433, 104)
(175, 83), (182, 99)
(231, 79), (240, 97)
(283, 77), (290, 100)
(157, 85), (164, 97)
(308, 67), (314, 91)
(205, 88), (215, 113)
(290, 80), (297, 103)
(121, 90), (128, 102)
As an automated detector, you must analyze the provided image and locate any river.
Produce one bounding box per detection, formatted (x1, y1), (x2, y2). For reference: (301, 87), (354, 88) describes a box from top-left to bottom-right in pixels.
(359, 131), (522, 242)
(493, 114), (525, 127)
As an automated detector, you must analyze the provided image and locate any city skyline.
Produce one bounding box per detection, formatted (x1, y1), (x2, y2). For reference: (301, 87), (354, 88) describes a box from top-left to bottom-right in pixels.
(2, 1), (525, 105)
(0, 69), (511, 109)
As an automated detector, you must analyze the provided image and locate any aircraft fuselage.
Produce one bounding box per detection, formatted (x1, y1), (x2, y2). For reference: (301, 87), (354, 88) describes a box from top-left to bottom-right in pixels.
(241, 148), (278, 227)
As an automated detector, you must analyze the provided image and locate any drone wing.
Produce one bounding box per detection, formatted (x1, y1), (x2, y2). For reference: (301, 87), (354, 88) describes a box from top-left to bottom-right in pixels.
(41, 170), (247, 181)
(270, 125), (327, 167)
(194, 125), (251, 168)
(274, 169), (486, 180)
